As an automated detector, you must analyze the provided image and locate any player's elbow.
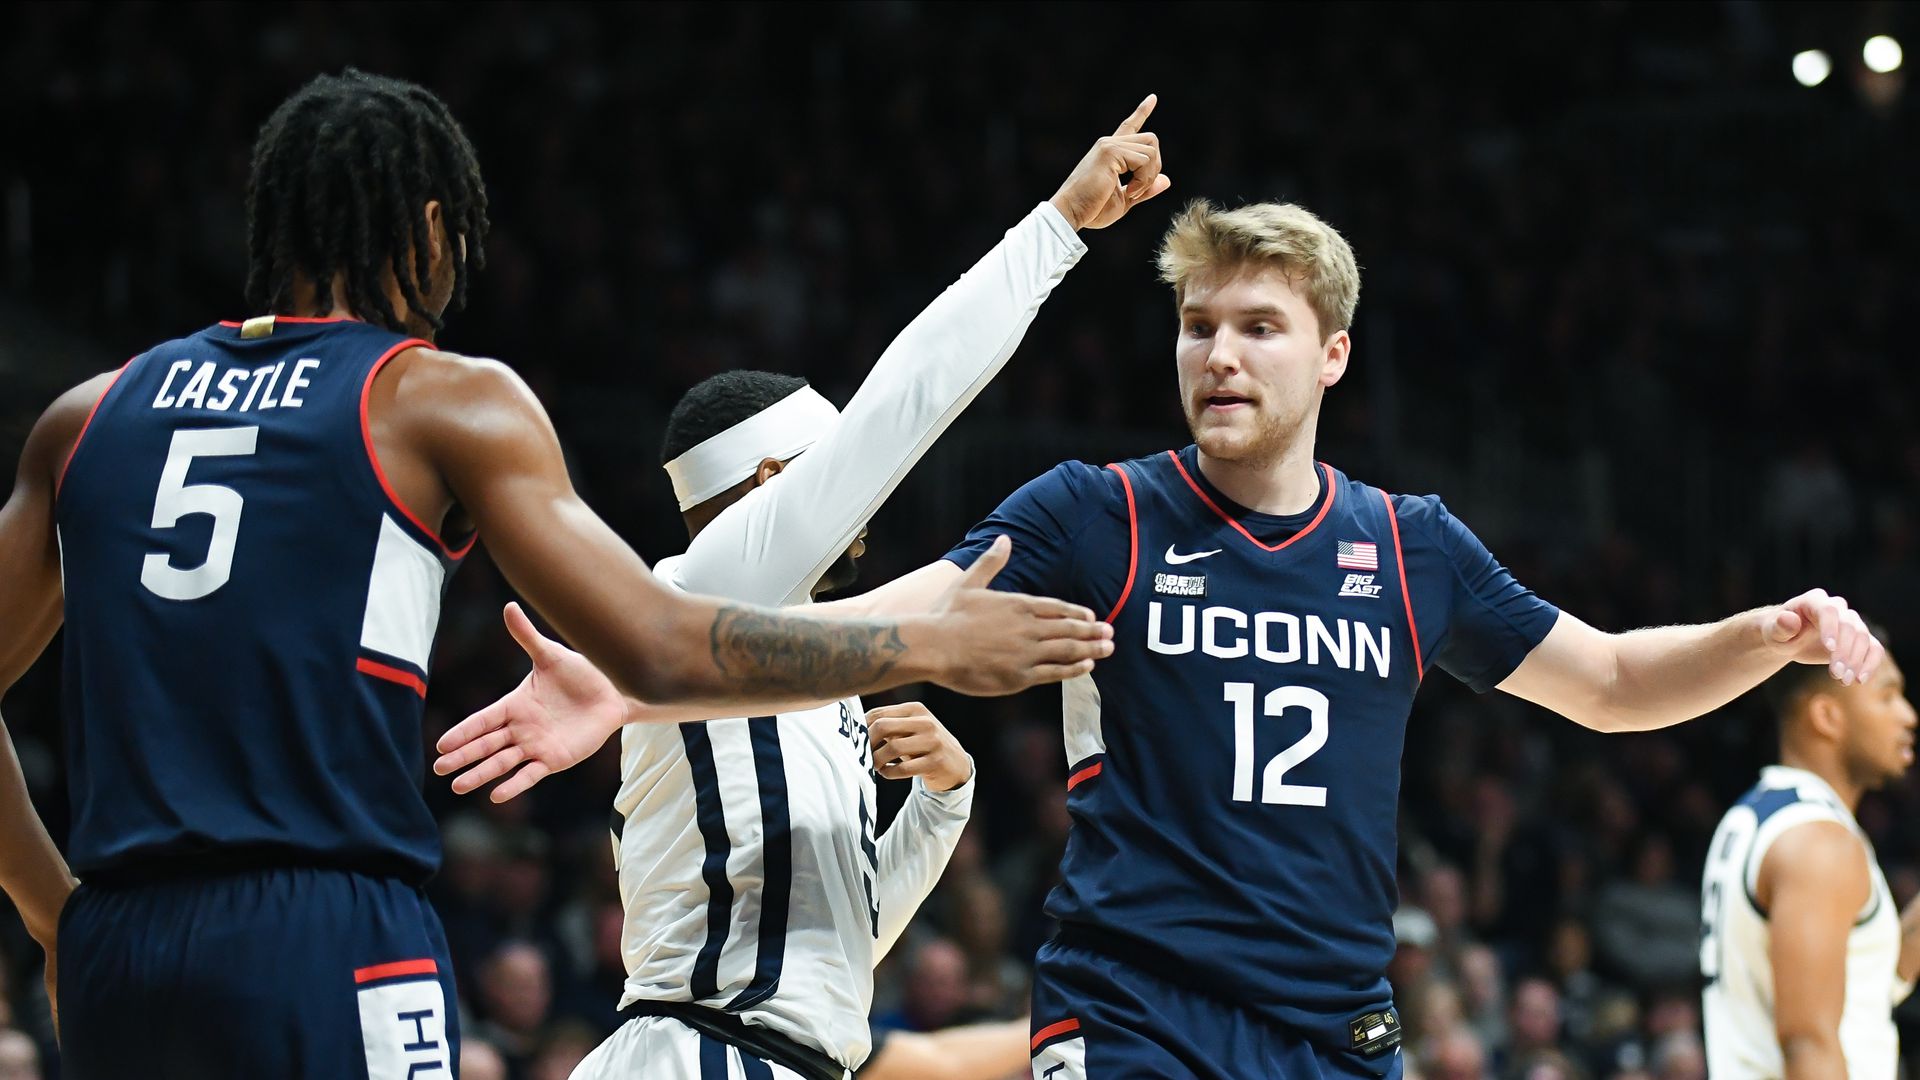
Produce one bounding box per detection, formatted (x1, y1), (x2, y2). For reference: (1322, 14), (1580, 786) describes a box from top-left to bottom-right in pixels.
(614, 659), (694, 705)
(611, 639), (707, 704)
(1778, 1028), (1845, 1079)
(1564, 702), (1662, 734)
(1561, 639), (1676, 733)
(599, 607), (715, 705)
(1544, 676), (1636, 733)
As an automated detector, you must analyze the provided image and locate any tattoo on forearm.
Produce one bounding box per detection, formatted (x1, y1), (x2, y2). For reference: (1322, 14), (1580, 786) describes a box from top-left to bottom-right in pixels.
(710, 605), (908, 694)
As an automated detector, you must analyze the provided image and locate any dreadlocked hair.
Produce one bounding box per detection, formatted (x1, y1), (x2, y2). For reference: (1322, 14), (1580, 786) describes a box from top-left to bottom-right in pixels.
(244, 69), (490, 334)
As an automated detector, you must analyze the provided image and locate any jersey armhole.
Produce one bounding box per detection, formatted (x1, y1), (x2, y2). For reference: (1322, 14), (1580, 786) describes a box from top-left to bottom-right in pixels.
(1743, 808), (1862, 920)
(1380, 491), (1426, 680)
(360, 341), (478, 560)
(55, 358), (136, 497)
(1102, 463), (1140, 624)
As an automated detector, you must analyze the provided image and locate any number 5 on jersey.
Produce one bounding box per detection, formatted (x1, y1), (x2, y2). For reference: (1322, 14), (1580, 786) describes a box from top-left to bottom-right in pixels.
(139, 426), (259, 601)
(1224, 682), (1329, 806)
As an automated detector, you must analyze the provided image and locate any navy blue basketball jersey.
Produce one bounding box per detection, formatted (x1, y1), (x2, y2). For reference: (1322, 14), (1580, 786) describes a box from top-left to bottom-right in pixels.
(946, 446), (1558, 1048)
(55, 315), (472, 883)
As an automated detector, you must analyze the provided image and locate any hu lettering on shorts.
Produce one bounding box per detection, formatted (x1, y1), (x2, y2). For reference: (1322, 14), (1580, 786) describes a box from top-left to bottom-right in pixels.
(1153, 572), (1206, 598)
(355, 959), (452, 1080)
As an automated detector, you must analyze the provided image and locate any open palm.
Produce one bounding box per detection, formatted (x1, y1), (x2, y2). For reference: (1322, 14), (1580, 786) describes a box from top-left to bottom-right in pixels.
(433, 603), (627, 802)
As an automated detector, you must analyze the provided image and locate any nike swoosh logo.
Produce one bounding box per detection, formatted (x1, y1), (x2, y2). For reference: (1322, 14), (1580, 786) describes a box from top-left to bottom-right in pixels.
(1164, 544), (1222, 565)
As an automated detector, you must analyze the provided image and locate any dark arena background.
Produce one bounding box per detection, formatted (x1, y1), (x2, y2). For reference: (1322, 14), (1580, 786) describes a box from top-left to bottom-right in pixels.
(4, 3), (1919, 1078)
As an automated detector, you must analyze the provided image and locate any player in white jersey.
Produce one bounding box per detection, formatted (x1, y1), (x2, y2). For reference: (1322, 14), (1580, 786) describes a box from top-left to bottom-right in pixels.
(438, 100), (1170, 1080)
(1702, 633), (1919, 1080)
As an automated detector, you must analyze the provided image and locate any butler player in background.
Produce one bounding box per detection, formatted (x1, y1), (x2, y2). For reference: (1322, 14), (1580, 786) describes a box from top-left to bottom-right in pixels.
(1701, 633), (1918, 1080)
(424, 149), (1885, 1080)
(0, 69), (1112, 1079)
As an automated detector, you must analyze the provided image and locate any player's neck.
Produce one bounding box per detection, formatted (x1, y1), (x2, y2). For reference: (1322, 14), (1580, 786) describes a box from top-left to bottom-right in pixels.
(1195, 440), (1322, 516)
(1779, 750), (1864, 812)
(283, 273), (436, 340)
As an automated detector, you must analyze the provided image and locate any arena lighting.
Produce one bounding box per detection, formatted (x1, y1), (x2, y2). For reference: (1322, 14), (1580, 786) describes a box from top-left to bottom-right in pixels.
(1792, 49), (1833, 86)
(1864, 35), (1903, 74)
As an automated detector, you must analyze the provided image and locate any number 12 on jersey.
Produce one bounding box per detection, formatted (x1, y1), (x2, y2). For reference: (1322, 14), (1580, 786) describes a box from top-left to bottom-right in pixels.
(1224, 682), (1328, 806)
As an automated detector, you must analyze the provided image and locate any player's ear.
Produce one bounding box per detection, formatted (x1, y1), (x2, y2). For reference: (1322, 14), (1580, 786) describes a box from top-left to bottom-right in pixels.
(1806, 691), (1847, 742)
(1320, 328), (1351, 388)
(753, 457), (786, 487)
(422, 200), (445, 265)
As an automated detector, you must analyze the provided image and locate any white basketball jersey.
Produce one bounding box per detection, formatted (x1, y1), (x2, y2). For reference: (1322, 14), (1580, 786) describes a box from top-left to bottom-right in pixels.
(609, 558), (972, 1071)
(1701, 765), (1908, 1080)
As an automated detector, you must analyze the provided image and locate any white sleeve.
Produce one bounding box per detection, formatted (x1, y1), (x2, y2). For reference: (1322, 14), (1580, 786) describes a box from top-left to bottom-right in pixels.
(872, 764), (975, 964)
(668, 202), (1086, 605)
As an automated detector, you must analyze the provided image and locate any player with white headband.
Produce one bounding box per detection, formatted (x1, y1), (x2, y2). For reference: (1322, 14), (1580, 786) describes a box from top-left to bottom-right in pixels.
(439, 98), (1170, 1080)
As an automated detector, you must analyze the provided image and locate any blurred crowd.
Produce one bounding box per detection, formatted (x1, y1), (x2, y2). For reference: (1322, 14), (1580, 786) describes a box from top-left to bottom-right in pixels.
(4, 3), (1920, 1078)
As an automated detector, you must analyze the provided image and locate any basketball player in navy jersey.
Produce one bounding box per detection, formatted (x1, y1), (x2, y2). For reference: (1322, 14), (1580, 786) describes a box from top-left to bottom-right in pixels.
(437, 201), (1881, 1076)
(0, 70), (1112, 1078)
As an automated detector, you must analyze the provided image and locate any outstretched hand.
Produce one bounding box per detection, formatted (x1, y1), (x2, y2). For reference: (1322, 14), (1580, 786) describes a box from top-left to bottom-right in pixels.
(1050, 94), (1173, 231)
(1761, 588), (1884, 686)
(923, 535), (1114, 696)
(433, 602), (627, 802)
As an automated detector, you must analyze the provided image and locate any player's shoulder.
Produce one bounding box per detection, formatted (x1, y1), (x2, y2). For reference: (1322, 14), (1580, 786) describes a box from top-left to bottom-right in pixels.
(1378, 489), (1452, 531)
(377, 347), (544, 428)
(44, 369), (123, 430)
(27, 368), (126, 487)
(1321, 470), (1457, 553)
(383, 346), (525, 397)
(355, 345), (562, 485)
(1018, 457), (1135, 512)
(1740, 768), (1851, 822)
(1762, 815), (1869, 892)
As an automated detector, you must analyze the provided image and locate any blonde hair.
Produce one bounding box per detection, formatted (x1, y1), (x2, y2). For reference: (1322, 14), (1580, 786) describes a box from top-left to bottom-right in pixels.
(1155, 199), (1361, 338)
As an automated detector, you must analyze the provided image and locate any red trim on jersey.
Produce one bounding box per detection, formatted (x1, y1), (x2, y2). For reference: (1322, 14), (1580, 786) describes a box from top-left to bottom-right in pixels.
(56, 360), (134, 496)
(1103, 463), (1140, 624)
(353, 958), (438, 984)
(217, 315), (364, 328)
(1066, 761), (1103, 791)
(357, 658), (428, 698)
(1167, 452), (1335, 554)
(1031, 1018), (1082, 1051)
(360, 339), (477, 559)
(1380, 490), (1425, 680)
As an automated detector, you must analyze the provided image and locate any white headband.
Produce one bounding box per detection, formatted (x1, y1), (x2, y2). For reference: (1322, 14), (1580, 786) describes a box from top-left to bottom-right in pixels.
(663, 385), (840, 510)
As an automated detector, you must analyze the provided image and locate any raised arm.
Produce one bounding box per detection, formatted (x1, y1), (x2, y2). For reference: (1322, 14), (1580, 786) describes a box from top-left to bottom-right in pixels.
(0, 377), (103, 976)
(671, 96), (1167, 607)
(1499, 590), (1879, 732)
(1760, 821), (1868, 1080)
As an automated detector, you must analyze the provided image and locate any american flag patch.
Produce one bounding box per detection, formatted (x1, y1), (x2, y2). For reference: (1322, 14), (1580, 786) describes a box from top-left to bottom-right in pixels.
(1336, 540), (1379, 570)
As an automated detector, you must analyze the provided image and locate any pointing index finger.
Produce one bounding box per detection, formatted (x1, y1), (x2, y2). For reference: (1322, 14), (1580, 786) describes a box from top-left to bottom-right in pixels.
(1114, 94), (1157, 136)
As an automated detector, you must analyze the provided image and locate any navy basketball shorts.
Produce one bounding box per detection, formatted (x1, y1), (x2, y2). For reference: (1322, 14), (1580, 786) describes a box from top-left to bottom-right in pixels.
(58, 866), (459, 1079)
(1029, 936), (1403, 1080)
